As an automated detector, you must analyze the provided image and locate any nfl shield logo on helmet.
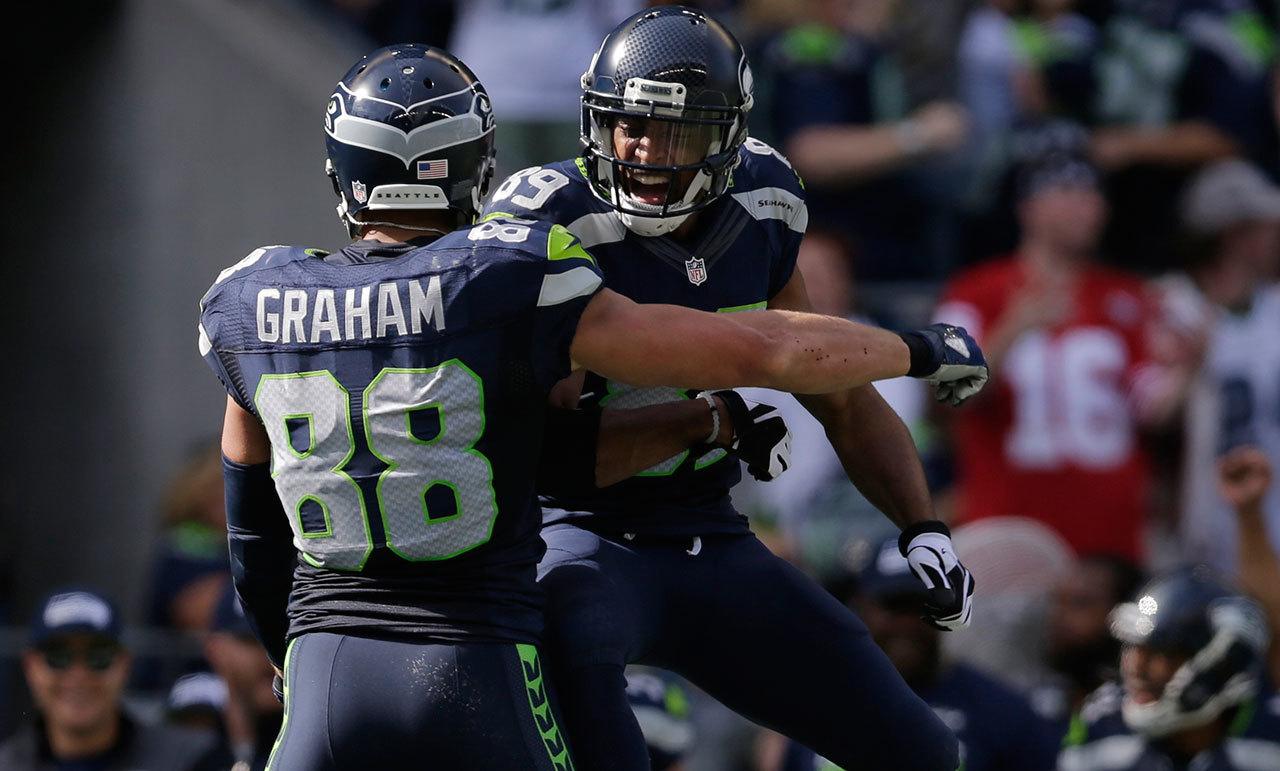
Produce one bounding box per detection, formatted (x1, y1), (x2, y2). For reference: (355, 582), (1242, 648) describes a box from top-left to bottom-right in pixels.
(352, 180), (367, 204)
(685, 256), (708, 286)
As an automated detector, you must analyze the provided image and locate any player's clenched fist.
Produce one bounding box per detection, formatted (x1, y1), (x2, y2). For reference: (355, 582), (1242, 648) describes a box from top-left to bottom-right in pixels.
(898, 521), (975, 631)
(1218, 445), (1272, 515)
(707, 390), (792, 482)
(898, 323), (990, 406)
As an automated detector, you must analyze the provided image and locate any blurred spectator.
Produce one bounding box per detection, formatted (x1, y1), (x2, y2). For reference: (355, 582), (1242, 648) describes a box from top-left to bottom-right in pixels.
(1092, 0), (1275, 169)
(450, 0), (642, 180)
(626, 669), (695, 771)
(956, 0), (1099, 220)
(1059, 569), (1280, 770)
(1220, 446), (1280, 686)
(891, 0), (973, 106)
(1028, 553), (1145, 733)
(1159, 160), (1280, 575)
(934, 154), (1180, 562)
(942, 517), (1076, 690)
(764, 0), (971, 279)
(769, 536), (1061, 771)
(165, 672), (228, 737)
(146, 442), (229, 633)
(1013, 0), (1100, 123)
(0, 590), (221, 770)
(956, 0), (1026, 207)
(1090, 0), (1277, 271)
(203, 584), (283, 771)
(307, 0), (456, 49)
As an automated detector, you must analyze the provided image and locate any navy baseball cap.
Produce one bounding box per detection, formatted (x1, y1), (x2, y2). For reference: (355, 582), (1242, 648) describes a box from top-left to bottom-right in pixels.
(167, 671), (229, 718)
(858, 537), (927, 601)
(1016, 153), (1099, 202)
(210, 582), (254, 637)
(29, 589), (121, 647)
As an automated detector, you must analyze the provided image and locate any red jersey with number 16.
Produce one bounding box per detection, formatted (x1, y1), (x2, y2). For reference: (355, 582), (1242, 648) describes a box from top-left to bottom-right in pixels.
(935, 256), (1157, 561)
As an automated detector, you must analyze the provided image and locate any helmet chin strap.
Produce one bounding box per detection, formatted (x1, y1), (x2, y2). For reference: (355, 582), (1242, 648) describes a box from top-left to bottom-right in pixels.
(618, 210), (691, 237)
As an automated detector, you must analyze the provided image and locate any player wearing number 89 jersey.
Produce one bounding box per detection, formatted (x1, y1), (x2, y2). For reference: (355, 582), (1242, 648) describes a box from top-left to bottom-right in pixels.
(480, 7), (987, 770)
(198, 43), (964, 771)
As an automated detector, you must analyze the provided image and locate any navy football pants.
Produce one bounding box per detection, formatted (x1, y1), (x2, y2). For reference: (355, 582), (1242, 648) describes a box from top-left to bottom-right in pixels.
(268, 633), (574, 770)
(538, 525), (960, 771)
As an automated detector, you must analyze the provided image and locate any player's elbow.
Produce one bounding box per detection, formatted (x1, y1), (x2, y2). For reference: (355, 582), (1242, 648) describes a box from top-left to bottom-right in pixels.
(747, 327), (812, 391)
(686, 324), (778, 389)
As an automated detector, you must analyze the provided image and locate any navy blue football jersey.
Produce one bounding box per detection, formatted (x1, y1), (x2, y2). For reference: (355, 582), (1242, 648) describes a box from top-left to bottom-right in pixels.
(483, 139), (806, 536)
(1059, 682), (1280, 770)
(198, 220), (603, 644)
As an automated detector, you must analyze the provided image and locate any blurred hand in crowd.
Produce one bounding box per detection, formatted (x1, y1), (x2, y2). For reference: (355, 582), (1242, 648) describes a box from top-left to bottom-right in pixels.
(1219, 445), (1273, 517)
(1219, 446), (1280, 685)
(785, 99), (974, 187)
(909, 101), (972, 156)
(1088, 127), (1137, 171)
(1000, 271), (1075, 333)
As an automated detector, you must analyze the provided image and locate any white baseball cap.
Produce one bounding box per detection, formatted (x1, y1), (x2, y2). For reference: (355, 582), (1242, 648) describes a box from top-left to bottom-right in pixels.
(1181, 159), (1280, 234)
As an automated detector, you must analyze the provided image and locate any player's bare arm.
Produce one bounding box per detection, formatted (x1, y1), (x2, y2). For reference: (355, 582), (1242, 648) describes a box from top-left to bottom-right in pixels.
(768, 269), (935, 529)
(767, 269), (977, 631)
(546, 369), (791, 489)
(593, 399), (733, 487)
(222, 396), (271, 464)
(546, 390), (788, 489)
(570, 287), (915, 393)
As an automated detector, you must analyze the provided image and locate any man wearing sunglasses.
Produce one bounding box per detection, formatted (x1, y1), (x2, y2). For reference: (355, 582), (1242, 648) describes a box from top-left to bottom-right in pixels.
(0, 589), (222, 771)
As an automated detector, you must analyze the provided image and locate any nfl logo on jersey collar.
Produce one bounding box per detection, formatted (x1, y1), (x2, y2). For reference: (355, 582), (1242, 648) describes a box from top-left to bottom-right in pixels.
(685, 256), (707, 286)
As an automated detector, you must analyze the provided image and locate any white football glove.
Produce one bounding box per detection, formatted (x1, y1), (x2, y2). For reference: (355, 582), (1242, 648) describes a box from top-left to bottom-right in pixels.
(899, 521), (975, 631)
(705, 390), (792, 482)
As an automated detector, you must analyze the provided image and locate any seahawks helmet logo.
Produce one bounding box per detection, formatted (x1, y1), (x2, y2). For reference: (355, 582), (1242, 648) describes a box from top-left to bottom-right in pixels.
(475, 92), (495, 132)
(325, 94), (340, 132)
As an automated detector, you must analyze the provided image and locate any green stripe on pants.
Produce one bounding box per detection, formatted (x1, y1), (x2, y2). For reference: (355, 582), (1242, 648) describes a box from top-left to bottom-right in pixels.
(516, 643), (574, 771)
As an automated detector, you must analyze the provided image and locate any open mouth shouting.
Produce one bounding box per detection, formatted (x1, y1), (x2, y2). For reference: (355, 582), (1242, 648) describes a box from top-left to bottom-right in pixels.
(624, 170), (676, 206)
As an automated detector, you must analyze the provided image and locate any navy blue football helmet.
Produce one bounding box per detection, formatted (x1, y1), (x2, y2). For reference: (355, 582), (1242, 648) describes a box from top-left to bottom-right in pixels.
(580, 6), (754, 236)
(625, 671), (693, 771)
(325, 44), (496, 237)
(1109, 568), (1269, 737)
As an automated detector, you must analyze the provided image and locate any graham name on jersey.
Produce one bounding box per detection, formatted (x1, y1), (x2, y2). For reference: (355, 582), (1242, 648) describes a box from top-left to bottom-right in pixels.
(255, 276), (445, 344)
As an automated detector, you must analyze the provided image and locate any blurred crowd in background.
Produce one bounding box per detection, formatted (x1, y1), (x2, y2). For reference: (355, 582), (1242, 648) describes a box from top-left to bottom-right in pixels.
(2, 0), (1278, 769)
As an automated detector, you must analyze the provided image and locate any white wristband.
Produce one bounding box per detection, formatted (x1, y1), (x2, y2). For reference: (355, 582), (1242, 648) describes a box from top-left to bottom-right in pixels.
(698, 391), (720, 444)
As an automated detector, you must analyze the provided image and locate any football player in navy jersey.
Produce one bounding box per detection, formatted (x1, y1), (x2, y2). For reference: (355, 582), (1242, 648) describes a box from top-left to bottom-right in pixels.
(1059, 570), (1280, 771)
(198, 44), (989, 770)
(481, 6), (983, 770)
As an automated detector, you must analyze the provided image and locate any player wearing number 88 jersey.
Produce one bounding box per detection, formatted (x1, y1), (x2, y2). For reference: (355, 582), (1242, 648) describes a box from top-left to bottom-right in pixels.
(200, 42), (961, 771)
(201, 228), (600, 769)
